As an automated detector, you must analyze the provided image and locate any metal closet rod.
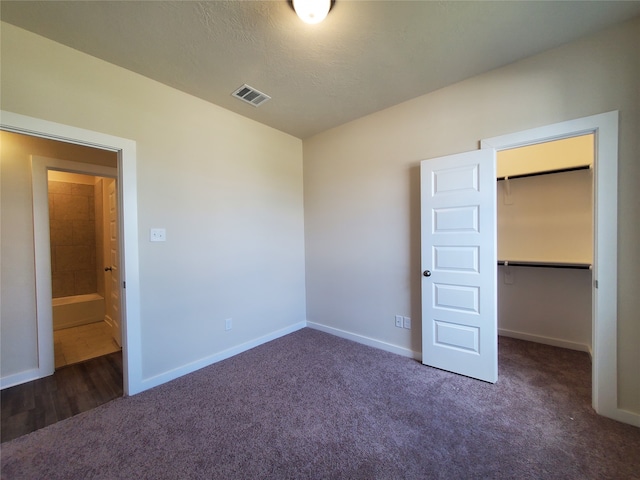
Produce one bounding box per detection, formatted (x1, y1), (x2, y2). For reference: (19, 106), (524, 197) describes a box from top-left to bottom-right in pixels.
(497, 164), (591, 181)
(498, 260), (592, 270)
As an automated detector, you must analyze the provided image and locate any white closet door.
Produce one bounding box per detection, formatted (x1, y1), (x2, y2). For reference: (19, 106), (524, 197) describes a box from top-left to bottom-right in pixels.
(421, 149), (497, 383)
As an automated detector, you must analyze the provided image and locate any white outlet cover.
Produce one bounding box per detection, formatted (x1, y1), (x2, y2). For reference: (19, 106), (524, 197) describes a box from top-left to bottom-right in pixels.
(150, 228), (166, 242)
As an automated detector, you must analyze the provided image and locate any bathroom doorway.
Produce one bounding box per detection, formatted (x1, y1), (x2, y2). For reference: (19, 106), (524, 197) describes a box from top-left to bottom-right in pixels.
(1, 111), (142, 396)
(0, 112), (145, 439)
(48, 170), (122, 368)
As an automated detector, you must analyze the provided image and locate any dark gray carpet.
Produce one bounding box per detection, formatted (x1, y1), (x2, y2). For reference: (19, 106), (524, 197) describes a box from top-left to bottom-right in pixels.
(1, 328), (638, 479)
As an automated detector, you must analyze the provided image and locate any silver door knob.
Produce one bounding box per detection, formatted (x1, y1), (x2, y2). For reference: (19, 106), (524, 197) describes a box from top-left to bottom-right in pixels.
(423, 270), (431, 277)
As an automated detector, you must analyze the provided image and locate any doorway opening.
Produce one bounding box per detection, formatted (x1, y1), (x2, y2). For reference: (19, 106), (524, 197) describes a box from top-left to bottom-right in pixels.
(482, 111), (625, 424)
(496, 134), (594, 396)
(48, 170), (122, 369)
(421, 111), (624, 423)
(30, 150), (121, 383)
(0, 124), (134, 440)
(496, 134), (594, 352)
(1, 110), (142, 398)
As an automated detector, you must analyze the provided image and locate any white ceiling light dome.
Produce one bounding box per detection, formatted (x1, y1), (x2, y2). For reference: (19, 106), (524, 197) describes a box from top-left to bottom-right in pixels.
(293, 0), (331, 24)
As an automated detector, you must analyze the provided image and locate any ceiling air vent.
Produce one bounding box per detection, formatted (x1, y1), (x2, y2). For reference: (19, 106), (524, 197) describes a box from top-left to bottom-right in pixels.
(231, 84), (271, 107)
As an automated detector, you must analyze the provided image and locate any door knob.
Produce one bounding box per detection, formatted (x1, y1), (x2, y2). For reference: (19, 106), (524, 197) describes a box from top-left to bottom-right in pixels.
(104, 266), (113, 272)
(423, 270), (431, 277)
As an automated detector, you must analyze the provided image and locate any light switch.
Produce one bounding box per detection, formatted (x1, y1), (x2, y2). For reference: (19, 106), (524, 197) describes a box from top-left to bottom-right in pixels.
(150, 228), (166, 242)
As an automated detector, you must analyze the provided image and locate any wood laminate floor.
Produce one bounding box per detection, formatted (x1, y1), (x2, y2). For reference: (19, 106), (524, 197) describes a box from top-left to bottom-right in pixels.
(1, 351), (123, 443)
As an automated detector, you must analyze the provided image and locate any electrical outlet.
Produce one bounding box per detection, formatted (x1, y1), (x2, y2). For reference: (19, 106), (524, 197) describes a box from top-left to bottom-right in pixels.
(403, 316), (411, 329)
(225, 318), (232, 331)
(395, 315), (403, 328)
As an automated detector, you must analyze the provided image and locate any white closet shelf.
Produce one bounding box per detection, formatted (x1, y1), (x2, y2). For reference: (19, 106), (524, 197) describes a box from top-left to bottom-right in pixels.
(498, 260), (592, 270)
(497, 164), (591, 181)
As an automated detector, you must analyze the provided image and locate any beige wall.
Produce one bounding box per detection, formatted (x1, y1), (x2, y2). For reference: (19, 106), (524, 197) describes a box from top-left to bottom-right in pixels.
(1, 23), (306, 381)
(497, 134), (593, 178)
(303, 17), (639, 413)
(498, 267), (592, 351)
(497, 170), (592, 264)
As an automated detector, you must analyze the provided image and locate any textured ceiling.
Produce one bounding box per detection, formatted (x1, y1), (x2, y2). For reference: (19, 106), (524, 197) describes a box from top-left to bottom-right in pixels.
(2, 1), (640, 139)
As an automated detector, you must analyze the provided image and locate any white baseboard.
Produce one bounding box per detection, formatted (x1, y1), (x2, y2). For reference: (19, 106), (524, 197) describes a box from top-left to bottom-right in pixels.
(1, 367), (42, 390)
(498, 328), (592, 357)
(307, 321), (420, 360)
(138, 321), (307, 393)
(602, 407), (640, 427)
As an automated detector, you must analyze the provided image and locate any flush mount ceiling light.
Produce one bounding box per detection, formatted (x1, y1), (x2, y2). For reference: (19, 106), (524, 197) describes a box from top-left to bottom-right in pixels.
(293, 0), (331, 24)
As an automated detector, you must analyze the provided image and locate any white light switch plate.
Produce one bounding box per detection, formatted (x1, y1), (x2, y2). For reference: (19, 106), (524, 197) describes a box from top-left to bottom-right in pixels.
(150, 228), (166, 242)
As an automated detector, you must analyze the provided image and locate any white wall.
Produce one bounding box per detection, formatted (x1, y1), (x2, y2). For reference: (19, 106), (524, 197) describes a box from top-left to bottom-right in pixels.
(303, 17), (640, 414)
(0, 23), (306, 384)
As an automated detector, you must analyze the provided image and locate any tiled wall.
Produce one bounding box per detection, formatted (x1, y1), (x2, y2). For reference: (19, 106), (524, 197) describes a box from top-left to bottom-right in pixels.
(49, 181), (97, 298)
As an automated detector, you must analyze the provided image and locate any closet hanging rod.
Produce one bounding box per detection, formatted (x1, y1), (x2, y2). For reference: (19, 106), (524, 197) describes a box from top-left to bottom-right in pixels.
(497, 164), (591, 181)
(498, 260), (592, 270)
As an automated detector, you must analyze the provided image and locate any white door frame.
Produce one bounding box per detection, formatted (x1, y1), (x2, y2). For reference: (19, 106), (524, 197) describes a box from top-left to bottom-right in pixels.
(482, 111), (635, 426)
(31, 156), (117, 379)
(1, 110), (143, 396)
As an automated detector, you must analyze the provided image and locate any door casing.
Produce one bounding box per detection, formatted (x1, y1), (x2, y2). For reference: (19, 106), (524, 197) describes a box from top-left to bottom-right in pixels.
(0, 110), (143, 396)
(32, 157), (118, 376)
(481, 111), (635, 426)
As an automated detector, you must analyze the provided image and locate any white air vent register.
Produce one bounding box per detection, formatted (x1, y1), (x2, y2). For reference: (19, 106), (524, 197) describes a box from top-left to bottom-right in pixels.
(232, 84), (271, 107)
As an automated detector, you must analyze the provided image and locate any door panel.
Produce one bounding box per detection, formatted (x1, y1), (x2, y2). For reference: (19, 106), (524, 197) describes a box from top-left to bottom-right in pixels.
(421, 149), (497, 383)
(433, 206), (479, 232)
(433, 284), (479, 312)
(434, 321), (479, 352)
(433, 246), (479, 272)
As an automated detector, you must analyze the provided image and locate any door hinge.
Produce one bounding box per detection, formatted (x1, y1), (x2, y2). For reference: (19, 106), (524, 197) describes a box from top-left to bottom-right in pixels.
(594, 280), (598, 289)
(123, 281), (126, 289)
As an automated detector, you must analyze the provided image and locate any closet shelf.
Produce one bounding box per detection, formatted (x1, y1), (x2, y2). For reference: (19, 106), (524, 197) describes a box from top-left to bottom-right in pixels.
(497, 164), (591, 181)
(498, 260), (592, 270)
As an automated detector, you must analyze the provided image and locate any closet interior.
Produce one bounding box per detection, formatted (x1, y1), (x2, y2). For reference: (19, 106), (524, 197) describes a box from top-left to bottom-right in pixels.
(497, 134), (594, 354)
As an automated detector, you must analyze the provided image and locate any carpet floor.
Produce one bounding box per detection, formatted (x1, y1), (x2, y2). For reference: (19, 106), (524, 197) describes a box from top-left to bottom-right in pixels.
(1, 328), (638, 479)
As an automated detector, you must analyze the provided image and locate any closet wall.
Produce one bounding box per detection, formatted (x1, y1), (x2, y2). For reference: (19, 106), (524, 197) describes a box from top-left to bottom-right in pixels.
(497, 135), (594, 353)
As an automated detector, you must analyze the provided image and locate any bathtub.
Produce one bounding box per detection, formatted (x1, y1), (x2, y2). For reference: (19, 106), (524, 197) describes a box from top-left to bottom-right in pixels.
(52, 293), (105, 331)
